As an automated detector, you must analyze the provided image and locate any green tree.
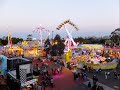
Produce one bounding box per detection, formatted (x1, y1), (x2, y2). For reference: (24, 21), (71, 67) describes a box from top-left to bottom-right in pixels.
(110, 28), (120, 46)
(0, 38), (2, 46)
(44, 38), (51, 54)
(0, 36), (23, 45)
(26, 34), (33, 41)
(12, 37), (23, 44)
(74, 37), (84, 43)
(98, 38), (105, 45)
(1, 39), (8, 45)
(50, 34), (65, 56)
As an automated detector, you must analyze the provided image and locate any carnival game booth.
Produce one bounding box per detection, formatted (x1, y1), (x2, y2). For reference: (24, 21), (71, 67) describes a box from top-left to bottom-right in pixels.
(23, 48), (38, 58)
(22, 41), (46, 58)
(5, 45), (23, 57)
(7, 57), (37, 90)
(22, 41), (38, 58)
(23, 48), (46, 58)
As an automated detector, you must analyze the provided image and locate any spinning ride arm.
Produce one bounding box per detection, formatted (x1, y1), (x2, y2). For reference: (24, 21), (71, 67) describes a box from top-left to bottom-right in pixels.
(64, 25), (77, 47)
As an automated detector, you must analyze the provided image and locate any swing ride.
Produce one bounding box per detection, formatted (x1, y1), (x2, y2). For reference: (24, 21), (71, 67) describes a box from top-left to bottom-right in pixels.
(33, 25), (50, 46)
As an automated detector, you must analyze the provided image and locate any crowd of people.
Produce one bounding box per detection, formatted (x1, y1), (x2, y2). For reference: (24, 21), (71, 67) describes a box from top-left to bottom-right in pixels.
(73, 68), (87, 81)
(67, 60), (120, 90)
(104, 70), (120, 80)
(33, 58), (63, 90)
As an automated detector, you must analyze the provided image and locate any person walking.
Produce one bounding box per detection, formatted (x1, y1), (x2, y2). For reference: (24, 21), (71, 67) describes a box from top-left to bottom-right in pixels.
(60, 66), (63, 73)
(50, 77), (54, 88)
(73, 72), (76, 81)
(99, 68), (102, 74)
(57, 68), (60, 74)
(93, 75), (98, 87)
(107, 71), (110, 79)
(51, 68), (54, 74)
(37, 83), (42, 90)
(114, 71), (117, 79)
(42, 80), (46, 90)
(83, 72), (87, 80)
(117, 72), (120, 79)
(88, 82), (91, 88)
(105, 72), (107, 79)
(43, 67), (47, 76)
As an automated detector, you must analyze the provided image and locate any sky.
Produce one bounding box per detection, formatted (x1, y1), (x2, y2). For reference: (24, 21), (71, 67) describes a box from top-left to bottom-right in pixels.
(0, 0), (119, 39)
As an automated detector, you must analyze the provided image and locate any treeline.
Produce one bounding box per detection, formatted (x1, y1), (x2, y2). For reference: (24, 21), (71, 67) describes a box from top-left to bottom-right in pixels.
(0, 37), (23, 46)
(74, 28), (120, 46)
(0, 28), (119, 47)
(74, 37), (106, 45)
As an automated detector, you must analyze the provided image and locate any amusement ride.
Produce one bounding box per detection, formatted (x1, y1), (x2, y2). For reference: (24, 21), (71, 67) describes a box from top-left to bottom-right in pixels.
(33, 25), (50, 46)
(57, 19), (79, 52)
(57, 19), (79, 63)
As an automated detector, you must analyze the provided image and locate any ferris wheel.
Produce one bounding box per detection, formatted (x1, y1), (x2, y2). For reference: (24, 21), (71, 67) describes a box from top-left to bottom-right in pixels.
(33, 25), (50, 46)
(56, 19), (79, 52)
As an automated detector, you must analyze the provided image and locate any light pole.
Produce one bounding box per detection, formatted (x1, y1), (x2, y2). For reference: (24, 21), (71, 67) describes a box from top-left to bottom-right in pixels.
(118, 38), (120, 47)
(52, 31), (54, 44)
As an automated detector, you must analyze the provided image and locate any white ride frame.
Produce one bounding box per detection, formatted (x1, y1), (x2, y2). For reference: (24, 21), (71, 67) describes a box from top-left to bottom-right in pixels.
(33, 25), (50, 46)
